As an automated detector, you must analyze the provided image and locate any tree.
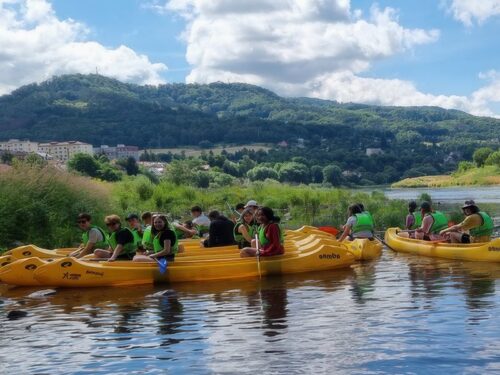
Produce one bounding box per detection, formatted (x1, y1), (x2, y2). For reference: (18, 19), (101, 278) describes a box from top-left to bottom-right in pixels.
(485, 150), (500, 167)
(1, 151), (13, 164)
(117, 157), (139, 176)
(323, 164), (342, 186)
(68, 153), (100, 177)
(278, 162), (310, 184)
(247, 166), (279, 181)
(310, 165), (323, 183)
(473, 147), (493, 167)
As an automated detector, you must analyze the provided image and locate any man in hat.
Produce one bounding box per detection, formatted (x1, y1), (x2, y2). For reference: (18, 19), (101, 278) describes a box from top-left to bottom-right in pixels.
(440, 200), (494, 243)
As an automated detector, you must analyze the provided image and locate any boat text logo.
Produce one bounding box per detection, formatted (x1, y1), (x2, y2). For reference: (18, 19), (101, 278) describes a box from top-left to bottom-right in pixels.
(319, 253), (341, 260)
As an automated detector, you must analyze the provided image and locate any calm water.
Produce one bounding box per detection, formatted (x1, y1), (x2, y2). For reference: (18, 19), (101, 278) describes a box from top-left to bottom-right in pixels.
(1, 250), (500, 374)
(380, 186), (500, 204)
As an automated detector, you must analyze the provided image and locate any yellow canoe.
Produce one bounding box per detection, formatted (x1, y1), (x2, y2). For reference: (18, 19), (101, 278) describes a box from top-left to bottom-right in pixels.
(342, 238), (383, 260)
(384, 227), (500, 262)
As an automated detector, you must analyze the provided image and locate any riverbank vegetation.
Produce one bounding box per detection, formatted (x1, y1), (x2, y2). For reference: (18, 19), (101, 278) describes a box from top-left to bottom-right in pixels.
(393, 147), (500, 188)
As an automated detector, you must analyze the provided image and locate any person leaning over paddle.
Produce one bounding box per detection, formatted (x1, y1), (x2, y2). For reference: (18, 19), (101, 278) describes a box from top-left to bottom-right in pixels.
(234, 208), (257, 249)
(241, 207), (284, 258)
(338, 204), (375, 242)
(94, 215), (137, 261)
(400, 202), (447, 241)
(439, 200), (494, 243)
(133, 214), (178, 262)
(70, 213), (108, 258)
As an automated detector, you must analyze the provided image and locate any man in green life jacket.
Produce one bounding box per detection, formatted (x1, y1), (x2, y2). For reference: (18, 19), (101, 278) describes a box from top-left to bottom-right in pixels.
(94, 215), (137, 261)
(141, 211), (154, 251)
(70, 213), (108, 259)
(126, 213), (144, 246)
(440, 200), (494, 243)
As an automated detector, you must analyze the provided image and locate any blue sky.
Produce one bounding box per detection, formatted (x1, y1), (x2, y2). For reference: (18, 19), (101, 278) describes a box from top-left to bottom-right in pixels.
(1, 0), (500, 117)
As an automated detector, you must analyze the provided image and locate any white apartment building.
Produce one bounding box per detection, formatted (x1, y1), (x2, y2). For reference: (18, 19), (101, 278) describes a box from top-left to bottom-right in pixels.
(0, 139), (39, 153)
(38, 141), (93, 162)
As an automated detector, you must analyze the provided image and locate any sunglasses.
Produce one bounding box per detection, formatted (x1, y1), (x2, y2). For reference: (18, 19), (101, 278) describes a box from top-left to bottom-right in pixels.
(77, 220), (87, 224)
(106, 222), (118, 227)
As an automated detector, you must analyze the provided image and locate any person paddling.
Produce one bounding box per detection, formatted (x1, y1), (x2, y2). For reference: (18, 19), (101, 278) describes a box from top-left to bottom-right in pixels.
(133, 215), (178, 262)
(439, 200), (493, 243)
(240, 207), (284, 257)
(400, 202), (447, 241)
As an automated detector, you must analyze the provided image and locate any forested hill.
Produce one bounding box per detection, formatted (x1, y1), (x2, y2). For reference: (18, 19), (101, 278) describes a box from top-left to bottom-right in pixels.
(0, 73), (499, 153)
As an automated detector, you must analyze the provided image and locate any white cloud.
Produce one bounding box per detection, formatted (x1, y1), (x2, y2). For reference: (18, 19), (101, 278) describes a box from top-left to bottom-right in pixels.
(0, 0), (167, 95)
(444, 0), (500, 26)
(157, 0), (500, 117)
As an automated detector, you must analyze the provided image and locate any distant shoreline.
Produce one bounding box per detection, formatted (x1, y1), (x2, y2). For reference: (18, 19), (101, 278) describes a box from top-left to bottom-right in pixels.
(392, 166), (500, 188)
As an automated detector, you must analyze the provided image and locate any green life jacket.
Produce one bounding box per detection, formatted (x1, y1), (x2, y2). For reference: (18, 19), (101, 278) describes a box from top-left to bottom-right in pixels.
(131, 228), (143, 246)
(352, 213), (375, 234)
(234, 221), (256, 244)
(108, 228), (136, 254)
(428, 211), (448, 234)
(81, 225), (108, 249)
(153, 230), (178, 254)
(258, 223), (284, 247)
(142, 225), (153, 251)
(469, 212), (494, 238)
(410, 212), (422, 230)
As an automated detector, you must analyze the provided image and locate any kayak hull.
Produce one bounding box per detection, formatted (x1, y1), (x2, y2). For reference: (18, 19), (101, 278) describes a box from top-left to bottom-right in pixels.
(343, 238), (383, 260)
(385, 227), (500, 262)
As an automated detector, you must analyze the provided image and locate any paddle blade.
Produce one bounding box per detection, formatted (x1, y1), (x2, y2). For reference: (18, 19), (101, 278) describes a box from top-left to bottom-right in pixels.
(318, 226), (339, 236)
(157, 258), (168, 274)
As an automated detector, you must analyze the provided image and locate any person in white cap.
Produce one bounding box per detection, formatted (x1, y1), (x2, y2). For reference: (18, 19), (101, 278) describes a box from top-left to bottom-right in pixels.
(440, 200), (493, 243)
(244, 200), (259, 214)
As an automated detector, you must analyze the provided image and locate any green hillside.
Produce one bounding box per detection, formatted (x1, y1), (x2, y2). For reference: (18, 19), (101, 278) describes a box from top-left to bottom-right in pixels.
(0, 73), (499, 184)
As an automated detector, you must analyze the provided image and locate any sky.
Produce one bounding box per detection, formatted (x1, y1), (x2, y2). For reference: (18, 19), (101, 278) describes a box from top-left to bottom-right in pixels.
(1, 0), (500, 117)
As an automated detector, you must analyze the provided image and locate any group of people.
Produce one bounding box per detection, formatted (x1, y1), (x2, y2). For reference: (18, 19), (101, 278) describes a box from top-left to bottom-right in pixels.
(402, 200), (494, 243)
(70, 198), (494, 265)
(71, 200), (285, 263)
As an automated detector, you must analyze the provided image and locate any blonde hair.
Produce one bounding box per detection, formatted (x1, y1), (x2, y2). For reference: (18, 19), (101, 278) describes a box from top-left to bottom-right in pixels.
(104, 214), (121, 225)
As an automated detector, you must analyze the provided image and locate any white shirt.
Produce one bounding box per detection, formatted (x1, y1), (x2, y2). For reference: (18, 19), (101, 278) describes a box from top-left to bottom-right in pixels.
(193, 214), (210, 228)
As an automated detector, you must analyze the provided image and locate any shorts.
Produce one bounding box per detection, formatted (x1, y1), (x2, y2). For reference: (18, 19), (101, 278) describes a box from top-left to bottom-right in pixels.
(460, 234), (471, 244)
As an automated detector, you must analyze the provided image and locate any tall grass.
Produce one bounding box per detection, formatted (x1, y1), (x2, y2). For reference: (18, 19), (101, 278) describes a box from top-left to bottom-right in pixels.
(0, 165), (114, 250)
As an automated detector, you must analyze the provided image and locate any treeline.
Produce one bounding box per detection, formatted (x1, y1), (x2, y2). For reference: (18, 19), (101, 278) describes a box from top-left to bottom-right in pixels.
(1, 74), (500, 184)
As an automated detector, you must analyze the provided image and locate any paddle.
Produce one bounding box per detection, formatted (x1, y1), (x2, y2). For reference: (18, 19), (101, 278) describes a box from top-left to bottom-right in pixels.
(152, 257), (168, 274)
(254, 234), (262, 279)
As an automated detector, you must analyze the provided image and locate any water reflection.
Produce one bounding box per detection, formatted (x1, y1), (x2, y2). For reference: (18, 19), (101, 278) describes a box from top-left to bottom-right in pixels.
(1, 257), (500, 374)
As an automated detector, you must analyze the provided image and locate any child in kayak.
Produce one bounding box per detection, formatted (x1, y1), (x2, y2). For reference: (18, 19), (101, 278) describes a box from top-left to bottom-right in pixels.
(240, 207), (284, 257)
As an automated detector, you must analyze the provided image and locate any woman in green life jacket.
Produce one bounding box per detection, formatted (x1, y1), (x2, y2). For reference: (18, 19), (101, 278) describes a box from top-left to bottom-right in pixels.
(94, 214), (137, 261)
(70, 213), (108, 258)
(234, 208), (257, 249)
(133, 214), (178, 262)
(339, 204), (375, 242)
(400, 201), (448, 241)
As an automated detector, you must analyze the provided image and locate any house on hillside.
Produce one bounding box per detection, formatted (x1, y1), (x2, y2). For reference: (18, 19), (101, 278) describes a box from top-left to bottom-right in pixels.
(366, 148), (384, 156)
(278, 140), (288, 147)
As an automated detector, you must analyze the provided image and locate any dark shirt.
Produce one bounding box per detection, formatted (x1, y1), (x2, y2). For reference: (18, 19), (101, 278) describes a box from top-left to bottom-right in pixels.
(115, 228), (135, 246)
(204, 216), (236, 247)
(155, 229), (177, 250)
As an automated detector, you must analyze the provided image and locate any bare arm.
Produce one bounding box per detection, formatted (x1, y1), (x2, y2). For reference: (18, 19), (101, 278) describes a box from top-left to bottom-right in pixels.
(150, 240), (172, 258)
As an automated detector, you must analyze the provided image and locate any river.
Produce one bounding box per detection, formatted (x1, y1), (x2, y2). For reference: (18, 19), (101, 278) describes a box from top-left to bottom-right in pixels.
(1, 187), (499, 374)
(1, 252), (499, 374)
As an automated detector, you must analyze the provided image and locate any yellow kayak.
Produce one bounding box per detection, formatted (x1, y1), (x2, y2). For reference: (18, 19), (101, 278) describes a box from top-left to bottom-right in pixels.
(29, 239), (355, 287)
(342, 238), (383, 260)
(385, 227), (500, 262)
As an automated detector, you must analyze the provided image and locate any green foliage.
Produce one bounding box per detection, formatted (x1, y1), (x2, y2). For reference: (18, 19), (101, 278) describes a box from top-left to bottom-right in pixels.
(456, 160), (475, 173)
(473, 147), (494, 167)
(68, 153), (100, 177)
(278, 162), (310, 183)
(485, 150), (500, 167)
(247, 166), (279, 181)
(0, 165), (113, 249)
(323, 164), (342, 186)
(116, 157), (139, 176)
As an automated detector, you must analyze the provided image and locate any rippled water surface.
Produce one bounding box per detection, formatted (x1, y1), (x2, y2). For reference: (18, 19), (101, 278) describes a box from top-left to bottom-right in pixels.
(1, 250), (500, 374)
